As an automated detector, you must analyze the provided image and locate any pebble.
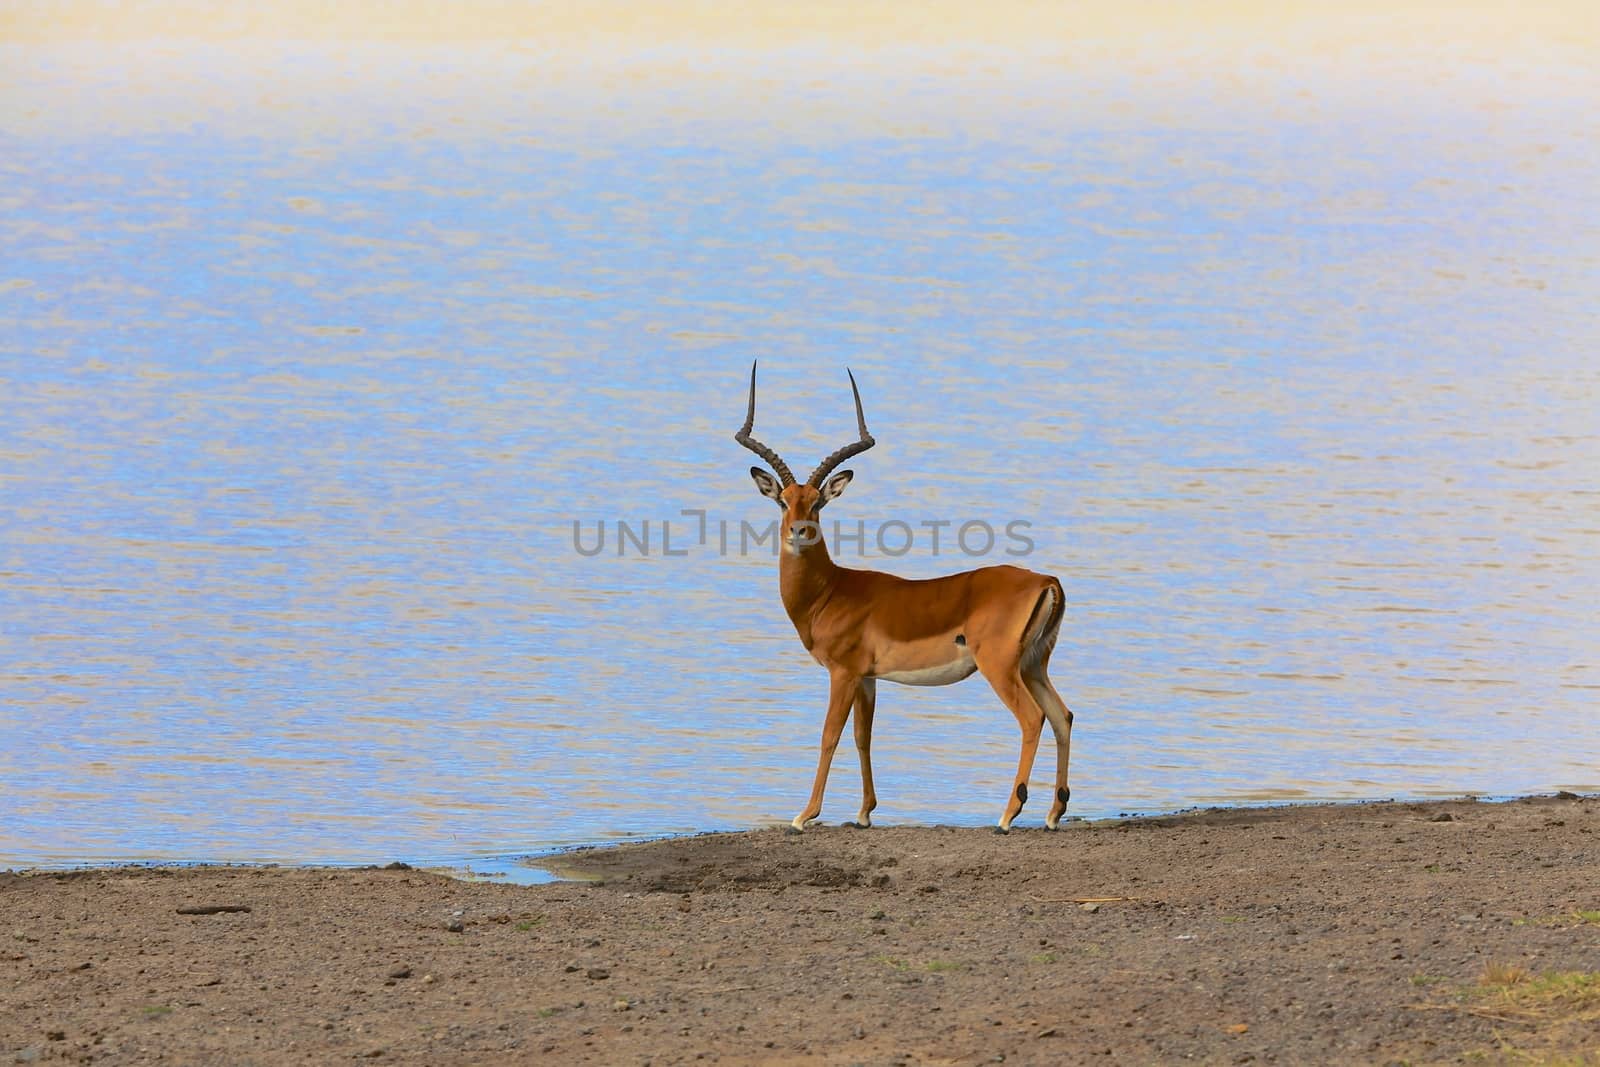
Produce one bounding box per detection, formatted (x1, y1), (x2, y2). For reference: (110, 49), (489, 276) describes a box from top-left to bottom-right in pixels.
(1080, 902), (1101, 913)
(586, 968), (610, 980)
(1429, 813), (1455, 823)
(387, 966), (412, 980)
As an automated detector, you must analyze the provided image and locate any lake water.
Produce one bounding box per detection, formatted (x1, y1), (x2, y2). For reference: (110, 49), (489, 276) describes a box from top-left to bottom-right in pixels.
(2, 4), (1596, 869)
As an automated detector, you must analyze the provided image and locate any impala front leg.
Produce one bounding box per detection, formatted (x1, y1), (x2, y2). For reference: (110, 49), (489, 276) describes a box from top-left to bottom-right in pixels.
(791, 669), (859, 832)
(846, 678), (878, 828)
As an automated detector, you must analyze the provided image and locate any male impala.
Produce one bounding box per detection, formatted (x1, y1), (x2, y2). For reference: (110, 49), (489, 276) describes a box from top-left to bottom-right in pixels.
(735, 362), (1074, 833)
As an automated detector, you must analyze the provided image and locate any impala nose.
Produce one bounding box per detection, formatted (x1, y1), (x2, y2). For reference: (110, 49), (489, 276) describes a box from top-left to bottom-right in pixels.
(787, 520), (821, 550)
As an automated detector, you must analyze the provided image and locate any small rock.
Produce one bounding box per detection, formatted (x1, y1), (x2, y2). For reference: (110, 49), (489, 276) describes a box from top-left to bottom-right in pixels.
(612, 999), (631, 1012)
(1429, 812), (1455, 823)
(445, 919), (465, 933)
(1037, 1027), (1058, 1038)
(1555, 790), (1579, 800)
(421, 974), (435, 984)
(383, 861), (413, 871)
(1080, 902), (1101, 913)
(869, 910), (886, 920)
(586, 968), (610, 980)
(871, 874), (891, 888)
(45, 1032), (65, 1042)
(564, 964), (580, 973)
(387, 966), (412, 980)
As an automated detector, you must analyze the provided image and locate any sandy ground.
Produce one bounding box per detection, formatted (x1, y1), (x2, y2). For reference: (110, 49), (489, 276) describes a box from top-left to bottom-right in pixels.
(3, 795), (1598, 1065)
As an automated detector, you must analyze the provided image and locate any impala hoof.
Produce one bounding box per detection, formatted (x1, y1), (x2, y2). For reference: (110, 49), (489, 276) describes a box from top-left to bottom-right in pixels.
(993, 825), (1011, 836)
(785, 825), (804, 835)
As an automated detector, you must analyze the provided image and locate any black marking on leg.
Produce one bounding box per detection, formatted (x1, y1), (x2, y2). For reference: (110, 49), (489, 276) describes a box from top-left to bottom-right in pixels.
(954, 634), (966, 646)
(1057, 787), (1070, 806)
(1015, 782), (1028, 806)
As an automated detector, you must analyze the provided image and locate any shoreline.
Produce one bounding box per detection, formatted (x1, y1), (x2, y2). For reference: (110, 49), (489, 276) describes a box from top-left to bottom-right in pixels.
(4, 794), (1597, 1064)
(6, 790), (1587, 881)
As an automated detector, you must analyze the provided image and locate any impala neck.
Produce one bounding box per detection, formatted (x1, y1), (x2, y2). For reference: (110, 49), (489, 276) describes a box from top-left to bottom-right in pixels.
(777, 526), (839, 647)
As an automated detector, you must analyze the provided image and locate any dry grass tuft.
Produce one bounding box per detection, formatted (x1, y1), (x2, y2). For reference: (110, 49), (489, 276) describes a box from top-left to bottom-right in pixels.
(1481, 961), (1533, 988)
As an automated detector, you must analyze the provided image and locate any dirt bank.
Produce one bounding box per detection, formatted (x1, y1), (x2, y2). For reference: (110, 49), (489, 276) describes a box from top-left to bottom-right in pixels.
(3, 795), (1597, 1064)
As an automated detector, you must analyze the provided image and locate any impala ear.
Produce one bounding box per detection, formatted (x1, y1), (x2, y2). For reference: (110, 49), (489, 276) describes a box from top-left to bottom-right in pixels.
(750, 466), (785, 504)
(819, 469), (853, 505)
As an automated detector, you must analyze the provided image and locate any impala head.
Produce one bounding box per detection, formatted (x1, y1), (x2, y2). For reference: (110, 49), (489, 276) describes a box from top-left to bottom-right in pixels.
(735, 361), (875, 555)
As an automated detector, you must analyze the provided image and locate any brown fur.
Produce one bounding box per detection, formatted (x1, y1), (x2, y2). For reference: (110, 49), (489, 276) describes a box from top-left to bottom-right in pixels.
(763, 480), (1073, 832)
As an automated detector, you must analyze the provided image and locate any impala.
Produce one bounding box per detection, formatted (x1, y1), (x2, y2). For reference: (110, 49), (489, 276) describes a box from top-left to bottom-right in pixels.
(735, 362), (1074, 833)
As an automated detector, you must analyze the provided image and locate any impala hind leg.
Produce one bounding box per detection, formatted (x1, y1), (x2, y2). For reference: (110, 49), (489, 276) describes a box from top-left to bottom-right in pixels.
(791, 670), (860, 832)
(1025, 669), (1074, 830)
(845, 678), (878, 828)
(977, 658), (1047, 833)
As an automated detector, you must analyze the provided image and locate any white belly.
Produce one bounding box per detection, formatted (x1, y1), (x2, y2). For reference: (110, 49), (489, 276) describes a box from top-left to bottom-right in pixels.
(874, 649), (977, 687)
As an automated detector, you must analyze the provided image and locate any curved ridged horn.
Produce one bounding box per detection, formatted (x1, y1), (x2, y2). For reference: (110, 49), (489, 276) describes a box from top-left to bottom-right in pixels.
(806, 368), (875, 487)
(734, 361), (796, 487)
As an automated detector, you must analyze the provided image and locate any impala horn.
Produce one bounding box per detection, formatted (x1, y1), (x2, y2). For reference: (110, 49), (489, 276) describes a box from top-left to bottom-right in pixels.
(734, 361), (797, 487)
(806, 368), (875, 487)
